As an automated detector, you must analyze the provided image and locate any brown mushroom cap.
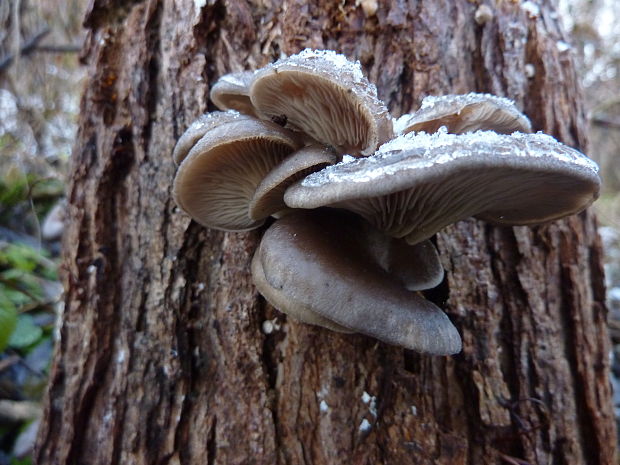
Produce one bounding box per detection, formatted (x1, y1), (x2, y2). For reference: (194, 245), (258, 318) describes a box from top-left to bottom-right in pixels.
(250, 49), (393, 156)
(284, 130), (601, 245)
(173, 118), (302, 231)
(172, 111), (252, 165)
(210, 71), (257, 117)
(251, 251), (353, 333)
(255, 209), (461, 354)
(248, 145), (337, 221)
(393, 93), (532, 136)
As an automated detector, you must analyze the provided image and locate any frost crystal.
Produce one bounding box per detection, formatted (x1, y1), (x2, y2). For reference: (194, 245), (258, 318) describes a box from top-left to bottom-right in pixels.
(300, 129), (598, 187)
(419, 93), (517, 112)
(220, 74), (246, 87)
(287, 48), (366, 83)
(190, 110), (242, 130)
(393, 93), (530, 136)
(392, 113), (415, 135)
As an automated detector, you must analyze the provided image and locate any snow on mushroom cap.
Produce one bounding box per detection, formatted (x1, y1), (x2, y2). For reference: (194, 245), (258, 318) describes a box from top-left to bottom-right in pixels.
(393, 93), (532, 136)
(250, 48), (393, 156)
(210, 71), (257, 117)
(299, 129), (599, 188)
(172, 111), (252, 165)
(285, 128), (600, 244)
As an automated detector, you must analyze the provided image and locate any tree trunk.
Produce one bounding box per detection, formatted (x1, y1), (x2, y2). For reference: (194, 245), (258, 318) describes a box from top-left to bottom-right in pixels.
(34, 0), (617, 463)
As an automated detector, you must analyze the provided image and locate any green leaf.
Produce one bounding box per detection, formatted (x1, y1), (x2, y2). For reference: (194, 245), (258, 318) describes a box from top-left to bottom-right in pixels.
(9, 314), (43, 349)
(0, 301), (18, 351)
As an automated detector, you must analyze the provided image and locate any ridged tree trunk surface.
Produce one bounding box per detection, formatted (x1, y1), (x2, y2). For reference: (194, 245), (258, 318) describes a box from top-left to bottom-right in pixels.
(35, 0), (616, 464)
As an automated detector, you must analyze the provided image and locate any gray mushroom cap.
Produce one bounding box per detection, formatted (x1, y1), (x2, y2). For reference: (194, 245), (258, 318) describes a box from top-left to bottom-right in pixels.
(173, 118), (302, 231)
(210, 71), (257, 117)
(172, 111), (252, 165)
(376, 236), (444, 291)
(255, 210), (461, 354)
(250, 49), (393, 156)
(393, 93), (532, 136)
(248, 145), (337, 221)
(284, 129), (601, 245)
(251, 251), (353, 333)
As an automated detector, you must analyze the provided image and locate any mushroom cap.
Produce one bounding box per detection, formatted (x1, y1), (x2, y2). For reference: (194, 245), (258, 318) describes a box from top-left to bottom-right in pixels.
(210, 71), (257, 117)
(256, 210), (461, 354)
(284, 130), (601, 245)
(172, 111), (252, 165)
(248, 145), (337, 221)
(393, 93), (532, 136)
(173, 118), (302, 231)
(385, 238), (444, 291)
(251, 251), (354, 333)
(249, 49), (393, 156)
(353, 217), (444, 291)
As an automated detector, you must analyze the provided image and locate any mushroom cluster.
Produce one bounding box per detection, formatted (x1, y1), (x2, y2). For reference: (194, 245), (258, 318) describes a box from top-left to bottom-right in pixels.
(172, 49), (601, 355)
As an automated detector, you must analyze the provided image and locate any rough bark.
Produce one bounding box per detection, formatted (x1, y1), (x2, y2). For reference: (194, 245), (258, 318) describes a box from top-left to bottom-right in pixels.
(35, 0), (616, 464)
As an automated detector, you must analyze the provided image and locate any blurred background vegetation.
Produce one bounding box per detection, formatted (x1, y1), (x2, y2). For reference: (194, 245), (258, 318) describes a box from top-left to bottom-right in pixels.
(0, 0), (618, 463)
(0, 1), (85, 463)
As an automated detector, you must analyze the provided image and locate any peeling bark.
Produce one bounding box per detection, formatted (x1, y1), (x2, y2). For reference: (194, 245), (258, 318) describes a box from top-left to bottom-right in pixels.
(35, 1), (616, 464)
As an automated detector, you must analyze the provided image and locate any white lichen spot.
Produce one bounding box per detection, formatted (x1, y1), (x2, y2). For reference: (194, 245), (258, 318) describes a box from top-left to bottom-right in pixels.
(361, 391), (377, 417)
(359, 418), (372, 432)
(524, 63), (536, 78)
(556, 40), (572, 53)
(521, 1), (540, 19)
(87, 265), (97, 274)
(410, 405), (418, 416)
(474, 4), (494, 25)
(319, 400), (329, 412)
(262, 320), (275, 334)
(356, 0), (378, 17)
(116, 349), (126, 364)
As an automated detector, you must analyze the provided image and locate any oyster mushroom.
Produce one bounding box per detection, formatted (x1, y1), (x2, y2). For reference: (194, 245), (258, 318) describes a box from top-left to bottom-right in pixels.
(250, 49), (392, 156)
(210, 71), (257, 117)
(284, 129), (601, 245)
(172, 111), (253, 165)
(173, 118), (302, 231)
(254, 209), (460, 354)
(248, 145), (338, 221)
(252, 250), (353, 333)
(393, 93), (532, 136)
